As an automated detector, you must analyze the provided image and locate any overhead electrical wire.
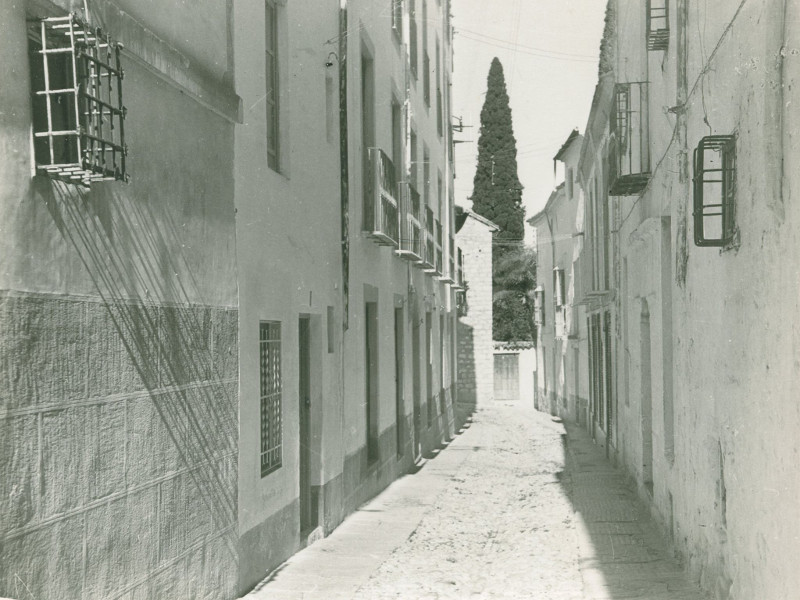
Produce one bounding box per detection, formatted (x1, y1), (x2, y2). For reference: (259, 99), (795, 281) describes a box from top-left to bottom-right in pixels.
(457, 27), (599, 60)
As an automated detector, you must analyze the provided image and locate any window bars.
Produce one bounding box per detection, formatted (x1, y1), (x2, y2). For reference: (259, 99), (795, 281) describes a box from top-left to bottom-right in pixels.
(534, 287), (545, 327)
(366, 148), (400, 246)
(260, 321), (283, 477)
(398, 182), (424, 263)
(422, 206), (436, 271)
(693, 135), (736, 247)
(392, 0), (403, 38)
(30, 14), (128, 186)
(646, 0), (669, 51)
(553, 268), (566, 308)
(610, 82), (650, 195)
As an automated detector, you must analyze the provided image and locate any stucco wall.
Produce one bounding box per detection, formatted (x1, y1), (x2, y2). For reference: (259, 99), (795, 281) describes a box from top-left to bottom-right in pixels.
(0, 2), (239, 599)
(609, 1), (800, 598)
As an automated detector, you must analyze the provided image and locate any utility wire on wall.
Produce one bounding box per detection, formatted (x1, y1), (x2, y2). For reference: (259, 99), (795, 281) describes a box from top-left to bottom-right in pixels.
(613, 0), (749, 234)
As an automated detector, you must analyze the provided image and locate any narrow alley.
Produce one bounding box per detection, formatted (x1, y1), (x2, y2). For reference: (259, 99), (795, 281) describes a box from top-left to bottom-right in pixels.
(247, 402), (706, 600)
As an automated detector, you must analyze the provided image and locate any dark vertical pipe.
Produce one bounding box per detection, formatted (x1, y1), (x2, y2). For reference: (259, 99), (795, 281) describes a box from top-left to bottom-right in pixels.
(339, 2), (350, 331)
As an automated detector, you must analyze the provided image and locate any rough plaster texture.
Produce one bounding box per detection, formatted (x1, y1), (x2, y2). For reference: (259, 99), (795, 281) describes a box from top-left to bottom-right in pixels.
(232, 0), (460, 589)
(0, 1), (239, 598)
(1, 0), (462, 597)
(578, 2), (800, 598)
(456, 212), (496, 406)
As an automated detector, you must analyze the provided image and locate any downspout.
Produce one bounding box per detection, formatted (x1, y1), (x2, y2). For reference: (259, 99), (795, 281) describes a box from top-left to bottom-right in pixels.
(339, 0), (349, 331)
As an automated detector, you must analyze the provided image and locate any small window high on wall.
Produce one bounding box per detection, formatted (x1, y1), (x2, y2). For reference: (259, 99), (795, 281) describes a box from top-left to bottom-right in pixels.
(646, 0), (669, 51)
(29, 15), (128, 186)
(693, 135), (736, 247)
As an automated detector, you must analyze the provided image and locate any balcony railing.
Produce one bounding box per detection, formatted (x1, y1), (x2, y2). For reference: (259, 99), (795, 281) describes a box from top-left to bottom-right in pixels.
(421, 206), (436, 271)
(441, 235), (456, 283)
(423, 52), (431, 106)
(397, 182), (424, 262)
(454, 247), (465, 289)
(609, 82), (650, 195)
(647, 1), (669, 51)
(409, 17), (418, 79)
(434, 220), (443, 275)
(365, 148), (400, 246)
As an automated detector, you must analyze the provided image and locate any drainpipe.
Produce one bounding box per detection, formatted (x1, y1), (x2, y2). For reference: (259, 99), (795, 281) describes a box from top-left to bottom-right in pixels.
(339, 0), (350, 331)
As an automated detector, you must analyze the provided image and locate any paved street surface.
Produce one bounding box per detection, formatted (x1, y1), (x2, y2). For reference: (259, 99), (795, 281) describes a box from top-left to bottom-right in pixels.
(245, 402), (707, 600)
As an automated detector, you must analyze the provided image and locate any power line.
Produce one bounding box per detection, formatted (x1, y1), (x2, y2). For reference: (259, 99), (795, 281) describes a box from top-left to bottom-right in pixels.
(456, 28), (598, 60)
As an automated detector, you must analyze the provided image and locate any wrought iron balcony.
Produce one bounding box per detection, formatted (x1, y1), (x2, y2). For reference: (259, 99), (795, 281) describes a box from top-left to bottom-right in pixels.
(365, 148), (400, 246)
(397, 182), (424, 262)
(647, 1), (669, 51)
(452, 247), (465, 290)
(441, 235), (456, 284)
(432, 219), (443, 275)
(420, 206), (436, 271)
(609, 82), (650, 195)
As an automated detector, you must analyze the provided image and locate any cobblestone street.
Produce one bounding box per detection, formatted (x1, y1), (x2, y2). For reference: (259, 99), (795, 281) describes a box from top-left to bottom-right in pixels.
(245, 402), (707, 600)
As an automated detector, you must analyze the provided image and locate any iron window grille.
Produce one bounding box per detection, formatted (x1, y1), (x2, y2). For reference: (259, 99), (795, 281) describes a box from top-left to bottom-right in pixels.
(423, 52), (431, 107)
(392, 0), (403, 39)
(409, 0), (418, 79)
(29, 14), (128, 186)
(534, 287), (545, 327)
(365, 148), (400, 246)
(397, 182), (424, 263)
(260, 321), (283, 477)
(265, 2), (280, 171)
(445, 235), (456, 283)
(646, 0), (669, 51)
(422, 206), (436, 271)
(456, 290), (467, 317)
(693, 135), (736, 247)
(610, 82), (650, 195)
(553, 268), (566, 308)
(434, 219), (443, 275)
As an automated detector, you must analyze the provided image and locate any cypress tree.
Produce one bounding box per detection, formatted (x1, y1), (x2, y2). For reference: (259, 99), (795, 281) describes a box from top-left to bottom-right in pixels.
(472, 58), (524, 249)
(471, 58), (533, 341)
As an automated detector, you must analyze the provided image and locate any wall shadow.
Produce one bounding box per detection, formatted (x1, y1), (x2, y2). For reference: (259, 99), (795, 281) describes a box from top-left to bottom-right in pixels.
(555, 419), (705, 600)
(9, 175), (241, 598)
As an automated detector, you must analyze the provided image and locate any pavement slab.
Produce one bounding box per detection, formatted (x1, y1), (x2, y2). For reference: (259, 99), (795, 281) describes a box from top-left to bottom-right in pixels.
(244, 402), (708, 600)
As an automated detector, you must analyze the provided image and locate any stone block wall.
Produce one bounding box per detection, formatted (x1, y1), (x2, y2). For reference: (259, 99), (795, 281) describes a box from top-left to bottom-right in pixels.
(457, 215), (496, 406)
(0, 292), (239, 600)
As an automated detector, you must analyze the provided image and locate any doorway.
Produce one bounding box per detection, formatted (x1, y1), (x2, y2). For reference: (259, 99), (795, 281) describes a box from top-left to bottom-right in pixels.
(394, 307), (405, 457)
(640, 300), (654, 494)
(493, 353), (520, 402)
(298, 316), (317, 533)
(412, 316), (422, 460)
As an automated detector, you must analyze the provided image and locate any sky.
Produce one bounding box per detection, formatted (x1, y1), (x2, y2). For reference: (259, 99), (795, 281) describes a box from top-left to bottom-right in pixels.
(451, 0), (607, 241)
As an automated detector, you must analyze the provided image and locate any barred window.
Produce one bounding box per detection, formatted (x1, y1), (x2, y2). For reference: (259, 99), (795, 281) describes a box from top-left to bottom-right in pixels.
(693, 135), (736, 247)
(553, 268), (566, 308)
(265, 1), (280, 172)
(29, 15), (128, 186)
(392, 0), (403, 38)
(260, 321), (282, 477)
